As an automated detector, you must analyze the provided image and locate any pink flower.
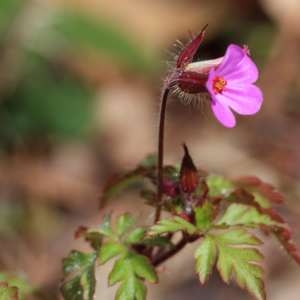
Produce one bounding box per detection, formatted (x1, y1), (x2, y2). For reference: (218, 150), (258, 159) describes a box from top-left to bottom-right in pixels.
(205, 44), (263, 127)
(169, 27), (263, 128)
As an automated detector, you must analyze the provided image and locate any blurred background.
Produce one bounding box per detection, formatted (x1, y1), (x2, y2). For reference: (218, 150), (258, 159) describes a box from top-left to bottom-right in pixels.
(0, 0), (300, 299)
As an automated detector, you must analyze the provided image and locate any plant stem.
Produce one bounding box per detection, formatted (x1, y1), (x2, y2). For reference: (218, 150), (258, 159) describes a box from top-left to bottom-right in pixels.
(152, 234), (200, 266)
(154, 88), (170, 223)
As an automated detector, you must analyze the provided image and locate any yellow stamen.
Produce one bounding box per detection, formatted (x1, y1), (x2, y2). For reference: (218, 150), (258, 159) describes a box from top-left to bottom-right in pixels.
(213, 76), (227, 94)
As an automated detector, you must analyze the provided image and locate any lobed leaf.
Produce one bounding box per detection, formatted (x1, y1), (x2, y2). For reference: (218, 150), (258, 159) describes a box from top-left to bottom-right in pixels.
(61, 251), (96, 300)
(207, 175), (234, 197)
(217, 204), (282, 227)
(98, 242), (126, 264)
(150, 216), (196, 235)
(117, 213), (136, 236)
(235, 176), (285, 208)
(126, 228), (146, 244)
(215, 229), (265, 300)
(195, 236), (217, 283)
(130, 253), (158, 283)
(109, 251), (157, 300)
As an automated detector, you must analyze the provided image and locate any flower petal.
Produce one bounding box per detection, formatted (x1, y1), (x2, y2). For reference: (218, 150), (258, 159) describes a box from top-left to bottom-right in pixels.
(221, 84), (263, 115)
(216, 44), (245, 76)
(217, 45), (259, 84)
(211, 96), (236, 128)
(222, 54), (259, 84)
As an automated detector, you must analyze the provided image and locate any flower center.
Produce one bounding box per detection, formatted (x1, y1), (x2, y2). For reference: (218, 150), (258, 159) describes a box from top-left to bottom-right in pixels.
(213, 76), (227, 94)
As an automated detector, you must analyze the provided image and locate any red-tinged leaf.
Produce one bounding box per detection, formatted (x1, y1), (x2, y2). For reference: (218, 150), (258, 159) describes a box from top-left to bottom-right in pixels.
(235, 176), (285, 206)
(180, 144), (199, 193)
(271, 226), (300, 265)
(213, 230), (266, 300)
(100, 166), (155, 207)
(74, 226), (88, 239)
(176, 24), (208, 68)
(227, 189), (286, 227)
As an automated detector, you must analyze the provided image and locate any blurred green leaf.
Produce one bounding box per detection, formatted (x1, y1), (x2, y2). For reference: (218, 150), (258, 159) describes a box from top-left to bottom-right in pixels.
(0, 283), (18, 300)
(0, 0), (23, 39)
(61, 251), (96, 300)
(195, 202), (214, 231)
(126, 228), (146, 244)
(0, 273), (32, 300)
(117, 213), (136, 236)
(207, 175), (234, 197)
(0, 53), (93, 146)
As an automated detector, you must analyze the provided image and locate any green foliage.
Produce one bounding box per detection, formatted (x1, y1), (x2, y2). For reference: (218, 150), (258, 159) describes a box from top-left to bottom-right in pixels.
(195, 229), (265, 300)
(0, 273), (32, 300)
(215, 230), (265, 300)
(150, 216), (196, 235)
(0, 0), (23, 38)
(117, 213), (136, 236)
(99, 242), (126, 264)
(109, 252), (157, 300)
(61, 151), (300, 300)
(195, 236), (217, 284)
(0, 53), (93, 147)
(101, 167), (154, 206)
(195, 202), (214, 231)
(126, 228), (146, 244)
(217, 203), (282, 227)
(61, 251), (96, 300)
(0, 283), (18, 300)
(62, 213), (158, 300)
(206, 175), (234, 197)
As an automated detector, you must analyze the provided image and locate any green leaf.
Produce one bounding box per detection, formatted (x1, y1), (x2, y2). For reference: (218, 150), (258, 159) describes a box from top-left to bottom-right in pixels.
(213, 229), (265, 300)
(0, 274), (32, 300)
(195, 202), (215, 231)
(0, 53), (93, 147)
(115, 277), (146, 300)
(109, 252), (157, 300)
(207, 175), (234, 197)
(217, 204), (282, 227)
(109, 258), (129, 286)
(126, 228), (146, 244)
(117, 213), (136, 236)
(150, 216), (196, 235)
(97, 214), (113, 237)
(0, 283), (18, 300)
(61, 251), (96, 300)
(100, 167), (154, 206)
(99, 242), (125, 264)
(0, 0), (23, 39)
(195, 236), (217, 284)
(130, 253), (158, 283)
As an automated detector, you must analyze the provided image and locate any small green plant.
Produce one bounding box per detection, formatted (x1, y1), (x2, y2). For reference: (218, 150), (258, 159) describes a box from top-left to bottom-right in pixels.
(61, 26), (300, 300)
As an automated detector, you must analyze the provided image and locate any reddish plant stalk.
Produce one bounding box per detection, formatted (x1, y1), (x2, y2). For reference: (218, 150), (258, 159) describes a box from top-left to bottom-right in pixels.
(154, 87), (170, 223)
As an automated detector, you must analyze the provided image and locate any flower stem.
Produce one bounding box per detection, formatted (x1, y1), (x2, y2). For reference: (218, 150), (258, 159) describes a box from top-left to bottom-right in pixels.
(154, 87), (170, 223)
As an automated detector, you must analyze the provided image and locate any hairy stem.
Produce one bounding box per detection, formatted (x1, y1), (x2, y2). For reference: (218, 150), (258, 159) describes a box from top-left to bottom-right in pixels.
(154, 88), (170, 223)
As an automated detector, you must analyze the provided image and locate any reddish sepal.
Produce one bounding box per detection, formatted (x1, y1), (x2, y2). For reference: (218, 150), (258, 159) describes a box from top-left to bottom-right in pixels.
(176, 24), (208, 68)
